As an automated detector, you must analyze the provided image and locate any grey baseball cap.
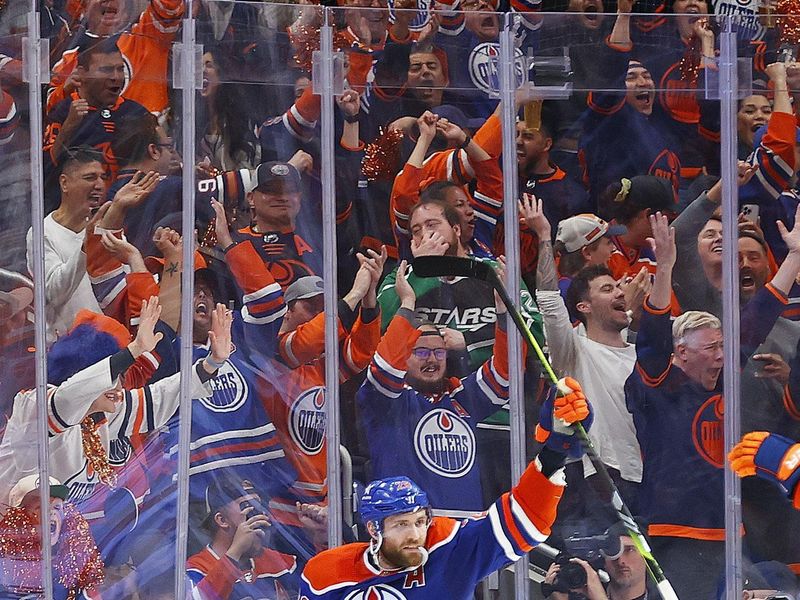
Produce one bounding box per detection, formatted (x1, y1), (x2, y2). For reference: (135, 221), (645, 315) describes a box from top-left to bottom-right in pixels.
(284, 276), (324, 304)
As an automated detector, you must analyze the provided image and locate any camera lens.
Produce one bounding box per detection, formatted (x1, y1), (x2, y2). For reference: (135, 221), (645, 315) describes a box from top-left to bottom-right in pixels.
(562, 561), (588, 589)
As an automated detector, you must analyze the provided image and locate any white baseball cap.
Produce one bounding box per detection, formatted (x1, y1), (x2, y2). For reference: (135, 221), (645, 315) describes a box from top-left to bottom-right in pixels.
(8, 475), (69, 508)
(556, 214), (627, 254)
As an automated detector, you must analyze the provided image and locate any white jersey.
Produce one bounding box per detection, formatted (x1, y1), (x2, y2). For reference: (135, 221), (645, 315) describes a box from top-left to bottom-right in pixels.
(0, 356), (213, 506)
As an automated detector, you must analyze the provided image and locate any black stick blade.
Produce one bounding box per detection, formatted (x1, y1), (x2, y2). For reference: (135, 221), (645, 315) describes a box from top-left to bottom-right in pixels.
(412, 256), (495, 282)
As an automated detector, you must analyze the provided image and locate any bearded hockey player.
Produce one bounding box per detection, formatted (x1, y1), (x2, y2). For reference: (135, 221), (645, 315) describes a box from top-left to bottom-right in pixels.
(298, 378), (591, 599)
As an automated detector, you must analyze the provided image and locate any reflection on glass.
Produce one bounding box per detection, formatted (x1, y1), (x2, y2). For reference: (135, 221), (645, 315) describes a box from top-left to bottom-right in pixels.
(3, 1), (800, 597)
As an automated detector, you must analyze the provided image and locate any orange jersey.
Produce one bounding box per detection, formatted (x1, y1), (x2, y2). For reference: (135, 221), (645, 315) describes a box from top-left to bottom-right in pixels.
(265, 304), (380, 526)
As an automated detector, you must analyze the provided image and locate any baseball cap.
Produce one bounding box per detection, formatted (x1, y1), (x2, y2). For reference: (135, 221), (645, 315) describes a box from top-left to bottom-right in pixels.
(8, 474), (69, 508)
(433, 105), (485, 132)
(556, 214), (627, 253)
(254, 161), (301, 194)
(621, 175), (675, 212)
(284, 276), (324, 305)
(203, 477), (256, 526)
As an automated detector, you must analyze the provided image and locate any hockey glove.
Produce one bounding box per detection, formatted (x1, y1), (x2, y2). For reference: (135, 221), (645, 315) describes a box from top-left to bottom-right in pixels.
(534, 377), (593, 459)
(729, 431), (800, 509)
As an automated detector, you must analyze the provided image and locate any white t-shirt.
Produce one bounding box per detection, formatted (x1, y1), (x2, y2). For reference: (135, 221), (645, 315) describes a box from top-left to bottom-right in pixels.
(536, 290), (642, 483)
(26, 213), (101, 342)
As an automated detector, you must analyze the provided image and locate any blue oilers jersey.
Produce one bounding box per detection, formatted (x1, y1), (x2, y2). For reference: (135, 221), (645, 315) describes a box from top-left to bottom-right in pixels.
(298, 457), (565, 599)
(626, 285), (786, 539)
(356, 310), (511, 514)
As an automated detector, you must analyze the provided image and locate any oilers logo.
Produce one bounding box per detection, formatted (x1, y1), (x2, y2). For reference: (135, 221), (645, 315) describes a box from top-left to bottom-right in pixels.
(289, 386), (327, 455)
(199, 362), (248, 413)
(388, 0), (431, 31)
(692, 394), (725, 468)
(414, 409), (475, 478)
(468, 43), (525, 96)
(344, 585), (407, 600)
(108, 436), (133, 466)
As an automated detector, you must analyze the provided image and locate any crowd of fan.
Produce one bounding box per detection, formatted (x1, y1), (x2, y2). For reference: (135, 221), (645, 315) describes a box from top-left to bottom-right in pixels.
(0, 0), (799, 597)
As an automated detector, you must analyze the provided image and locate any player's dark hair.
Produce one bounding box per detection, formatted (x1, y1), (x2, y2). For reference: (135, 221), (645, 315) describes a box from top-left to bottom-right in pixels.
(77, 37), (122, 69)
(60, 145), (104, 174)
(565, 264), (613, 326)
(112, 112), (160, 167)
(420, 180), (462, 204)
(408, 199), (461, 229)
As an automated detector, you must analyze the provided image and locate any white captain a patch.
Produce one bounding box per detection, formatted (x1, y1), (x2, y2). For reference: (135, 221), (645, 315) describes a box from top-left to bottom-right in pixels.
(414, 408), (475, 478)
(199, 361), (249, 413)
(289, 386), (327, 455)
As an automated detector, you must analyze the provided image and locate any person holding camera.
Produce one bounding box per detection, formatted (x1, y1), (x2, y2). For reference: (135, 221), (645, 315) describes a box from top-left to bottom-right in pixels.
(543, 526), (648, 600)
(186, 477), (301, 599)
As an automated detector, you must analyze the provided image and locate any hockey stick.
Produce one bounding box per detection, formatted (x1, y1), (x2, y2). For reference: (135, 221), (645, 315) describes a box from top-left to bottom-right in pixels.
(412, 255), (680, 600)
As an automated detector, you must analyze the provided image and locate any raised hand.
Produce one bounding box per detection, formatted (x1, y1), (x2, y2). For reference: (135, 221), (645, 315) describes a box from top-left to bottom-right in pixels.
(101, 230), (145, 271)
(207, 303), (234, 367)
(416, 111), (439, 140)
(534, 377), (593, 458)
(766, 60), (789, 84)
(112, 170), (160, 209)
(620, 267), (651, 320)
(777, 205), (800, 254)
(336, 89), (360, 118)
(395, 260), (416, 309)
(152, 226), (182, 262)
(210, 198), (234, 249)
(226, 504), (271, 562)
(411, 231), (449, 257)
(518, 193), (550, 240)
(358, 246), (388, 309)
(85, 200), (111, 233)
(64, 98), (89, 128)
(752, 353), (791, 384)
(435, 117), (467, 146)
(128, 296), (164, 358)
(737, 160), (758, 187)
(647, 211), (676, 270)
(442, 327), (466, 351)
(288, 149), (313, 174)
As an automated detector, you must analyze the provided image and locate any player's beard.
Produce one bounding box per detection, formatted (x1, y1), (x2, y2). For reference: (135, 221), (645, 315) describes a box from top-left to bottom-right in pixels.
(380, 543), (426, 570)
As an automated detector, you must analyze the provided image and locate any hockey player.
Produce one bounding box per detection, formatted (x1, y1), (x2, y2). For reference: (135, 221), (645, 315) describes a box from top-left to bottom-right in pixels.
(359, 257), (514, 514)
(300, 378), (591, 599)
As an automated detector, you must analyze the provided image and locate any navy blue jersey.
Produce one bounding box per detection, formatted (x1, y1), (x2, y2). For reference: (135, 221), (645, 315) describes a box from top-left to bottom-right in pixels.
(357, 309), (510, 514)
(626, 284), (786, 539)
(577, 39), (681, 209)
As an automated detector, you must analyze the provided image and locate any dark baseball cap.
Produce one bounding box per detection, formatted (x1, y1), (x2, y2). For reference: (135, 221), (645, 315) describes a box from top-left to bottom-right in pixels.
(254, 161), (301, 194)
(203, 477), (256, 526)
(621, 175), (675, 213)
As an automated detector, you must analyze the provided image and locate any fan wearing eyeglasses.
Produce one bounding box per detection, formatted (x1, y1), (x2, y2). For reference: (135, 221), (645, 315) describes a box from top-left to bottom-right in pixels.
(357, 258), (519, 517)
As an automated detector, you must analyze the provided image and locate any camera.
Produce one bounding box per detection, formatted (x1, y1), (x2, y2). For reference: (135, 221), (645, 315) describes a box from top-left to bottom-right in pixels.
(239, 499), (269, 530)
(541, 534), (621, 598)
